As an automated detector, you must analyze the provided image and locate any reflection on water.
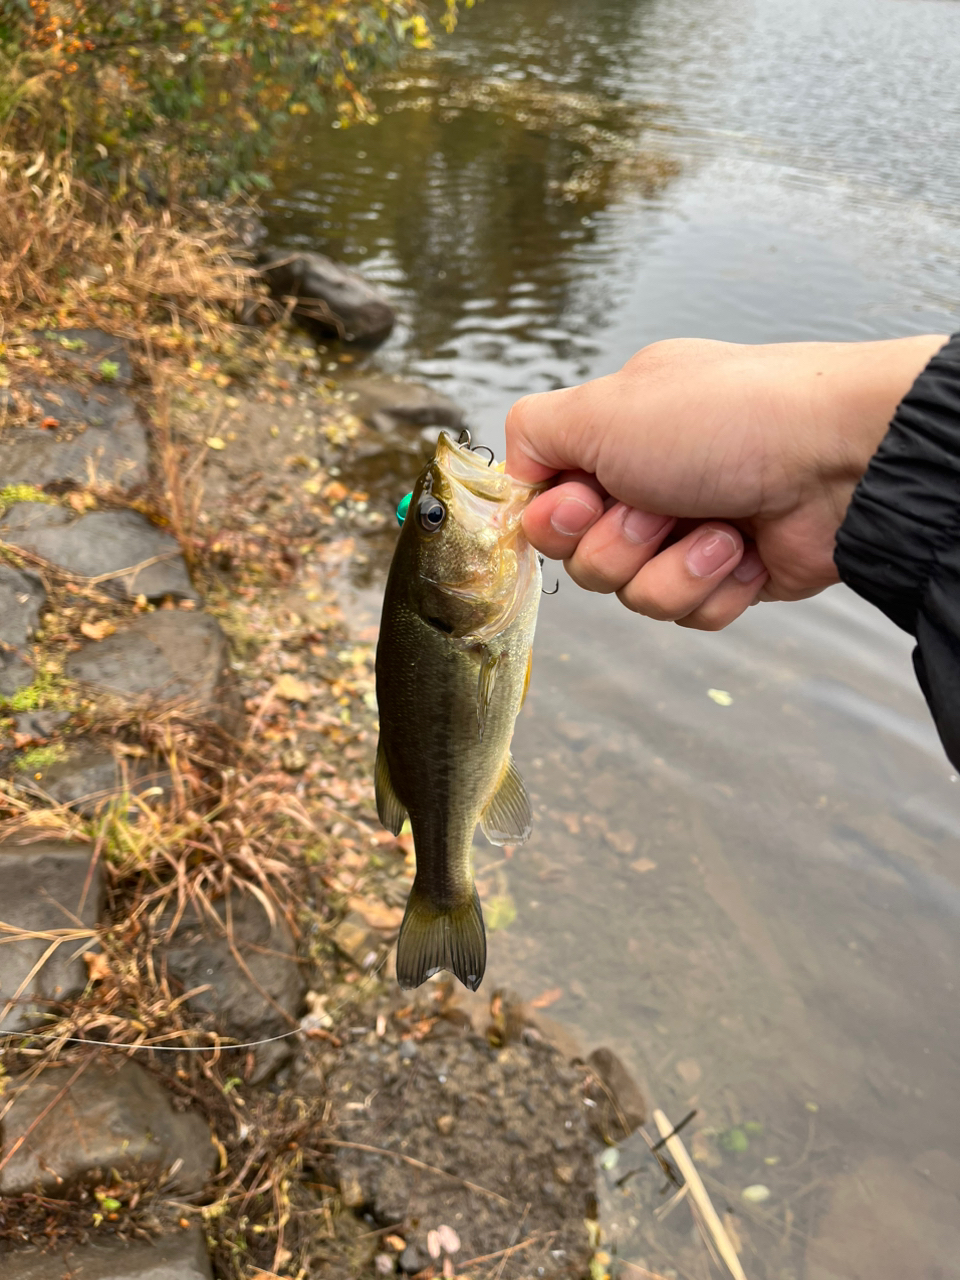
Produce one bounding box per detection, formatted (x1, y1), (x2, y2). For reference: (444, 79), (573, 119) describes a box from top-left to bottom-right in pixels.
(264, 0), (960, 1274)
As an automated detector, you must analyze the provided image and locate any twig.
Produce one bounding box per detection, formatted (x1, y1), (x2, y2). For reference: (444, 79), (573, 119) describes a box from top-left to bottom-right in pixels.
(458, 1231), (548, 1270)
(652, 1108), (748, 1280)
(320, 1139), (512, 1206)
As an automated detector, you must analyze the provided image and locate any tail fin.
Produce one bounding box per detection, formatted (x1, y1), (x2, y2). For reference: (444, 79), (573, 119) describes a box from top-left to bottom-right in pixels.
(396, 880), (486, 991)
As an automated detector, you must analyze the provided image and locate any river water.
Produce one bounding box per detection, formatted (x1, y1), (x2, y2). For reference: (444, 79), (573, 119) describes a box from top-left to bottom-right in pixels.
(263, 1), (960, 1275)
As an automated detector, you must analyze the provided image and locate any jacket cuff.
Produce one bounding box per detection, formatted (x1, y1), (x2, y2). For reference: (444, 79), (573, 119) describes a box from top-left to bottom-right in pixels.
(835, 333), (960, 635)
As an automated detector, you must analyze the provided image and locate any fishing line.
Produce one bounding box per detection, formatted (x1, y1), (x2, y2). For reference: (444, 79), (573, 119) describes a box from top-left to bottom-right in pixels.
(8, 955), (389, 1055)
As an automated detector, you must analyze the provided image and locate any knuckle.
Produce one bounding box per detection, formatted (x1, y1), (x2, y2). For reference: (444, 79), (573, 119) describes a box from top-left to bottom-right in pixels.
(617, 586), (679, 622)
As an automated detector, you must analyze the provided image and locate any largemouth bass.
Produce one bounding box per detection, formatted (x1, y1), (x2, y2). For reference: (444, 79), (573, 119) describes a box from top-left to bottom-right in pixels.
(375, 432), (542, 991)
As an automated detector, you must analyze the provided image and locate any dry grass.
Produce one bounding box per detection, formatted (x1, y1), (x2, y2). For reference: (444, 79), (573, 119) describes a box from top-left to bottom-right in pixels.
(0, 150), (259, 345)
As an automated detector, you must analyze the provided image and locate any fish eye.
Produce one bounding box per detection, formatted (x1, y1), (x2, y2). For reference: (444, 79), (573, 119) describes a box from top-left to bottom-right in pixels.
(418, 496), (446, 533)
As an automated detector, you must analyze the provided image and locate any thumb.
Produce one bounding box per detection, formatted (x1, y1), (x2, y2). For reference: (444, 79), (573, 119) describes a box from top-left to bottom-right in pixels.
(505, 380), (614, 484)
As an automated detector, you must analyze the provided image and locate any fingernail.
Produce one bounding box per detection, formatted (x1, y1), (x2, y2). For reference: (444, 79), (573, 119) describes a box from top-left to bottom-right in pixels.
(733, 548), (766, 583)
(550, 497), (598, 537)
(622, 508), (672, 545)
(686, 528), (738, 578)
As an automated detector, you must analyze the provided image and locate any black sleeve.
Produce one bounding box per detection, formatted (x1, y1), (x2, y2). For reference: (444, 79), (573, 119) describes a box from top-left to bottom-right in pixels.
(834, 334), (960, 770)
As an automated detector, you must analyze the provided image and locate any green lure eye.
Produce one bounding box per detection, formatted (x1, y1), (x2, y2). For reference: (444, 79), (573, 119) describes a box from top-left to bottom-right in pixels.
(396, 492), (412, 526)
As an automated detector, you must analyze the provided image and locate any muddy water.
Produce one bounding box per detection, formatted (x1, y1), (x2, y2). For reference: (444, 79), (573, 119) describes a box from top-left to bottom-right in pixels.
(263, 1), (960, 1275)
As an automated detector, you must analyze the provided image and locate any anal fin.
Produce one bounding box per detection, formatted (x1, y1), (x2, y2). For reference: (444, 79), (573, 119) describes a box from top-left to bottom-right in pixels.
(480, 756), (532, 845)
(375, 741), (407, 836)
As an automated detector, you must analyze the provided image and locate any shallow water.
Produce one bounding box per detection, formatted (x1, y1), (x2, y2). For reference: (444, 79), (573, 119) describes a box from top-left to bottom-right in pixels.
(264, 1), (960, 1274)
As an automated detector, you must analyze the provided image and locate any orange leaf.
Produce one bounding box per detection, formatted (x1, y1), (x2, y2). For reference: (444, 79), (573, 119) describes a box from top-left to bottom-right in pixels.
(39, 416), (59, 430)
(80, 618), (116, 641)
(274, 673), (313, 702)
(347, 896), (405, 932)
(529, 986), (563, 1010)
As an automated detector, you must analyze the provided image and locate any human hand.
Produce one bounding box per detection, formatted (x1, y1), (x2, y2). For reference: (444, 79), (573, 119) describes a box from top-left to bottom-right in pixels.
(506, 336), (946, 630)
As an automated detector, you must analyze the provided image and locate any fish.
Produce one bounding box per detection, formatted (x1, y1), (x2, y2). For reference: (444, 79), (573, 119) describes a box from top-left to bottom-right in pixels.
(374, 431), (543, 991)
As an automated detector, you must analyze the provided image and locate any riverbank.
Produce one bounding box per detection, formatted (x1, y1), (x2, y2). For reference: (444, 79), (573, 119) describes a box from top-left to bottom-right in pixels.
(0, 184), (656, 1279)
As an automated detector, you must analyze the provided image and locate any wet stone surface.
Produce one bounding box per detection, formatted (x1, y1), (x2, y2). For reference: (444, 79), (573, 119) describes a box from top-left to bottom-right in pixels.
(158, 890), (304, 1082)
(0, 507), (198, 602)
(0, 837), (104, 1034)
(2, 1224), (213, 1280)
(328, 1026), (596, 1278)
(66, 610), (241, 729)
(0, 1058), (215, 1196)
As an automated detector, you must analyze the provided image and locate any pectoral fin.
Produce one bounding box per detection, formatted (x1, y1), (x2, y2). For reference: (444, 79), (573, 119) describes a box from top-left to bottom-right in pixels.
(476, 647), (503, 742)
(480, 756), (533, 845)
(375, 741), (407, 836)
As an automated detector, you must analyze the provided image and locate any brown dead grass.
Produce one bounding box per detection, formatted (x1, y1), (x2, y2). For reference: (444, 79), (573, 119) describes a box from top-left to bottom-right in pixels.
(0, 150), (259, 345)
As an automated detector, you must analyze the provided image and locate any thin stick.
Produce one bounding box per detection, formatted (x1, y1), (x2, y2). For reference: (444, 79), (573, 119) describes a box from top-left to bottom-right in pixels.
(458, 1232), (547, 1269)
(320, 1139), (512, 1206)
(620, 1263), (675, 1280)
(652, 1108), (748, 1280)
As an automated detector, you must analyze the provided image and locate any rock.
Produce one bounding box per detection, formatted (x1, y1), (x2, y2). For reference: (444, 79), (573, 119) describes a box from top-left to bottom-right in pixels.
(584, 1046), (647, 1142)
(258, 248), (395, 345)
(159, 890), (303, 1082)
(66, 611), (241, 729)
(1, 508), (198, 602)
(0, 382), (147, 494)
(398, 1245), (424, 1275)
(12, 709), (70, 740)
(0, 564), (45, 650)
(331, 912), (380, 970)
(0, 1057), (214, 1195)
(340, 375), (464, 433)
(2, 1225), (213, 1280)
(39, 328), (134, 386)
(0, 836), (104, 1034)
(0, 650), (34, 697)
(17, 742), (170, 816)
(0, 502), (72, 532)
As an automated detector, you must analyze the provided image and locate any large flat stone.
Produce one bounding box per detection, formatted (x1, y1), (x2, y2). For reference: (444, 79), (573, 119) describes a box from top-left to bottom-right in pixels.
(0, 508), (198, 602)
(66, 611), (240, 728)
(0, 1058), (215, 1195)
(160, 890), (303, 1081)
(17, 743), (170, 816)
(0, 650), (34, 697)
(3, 1225), (212, 1280)
(0, 563), (46, 650)
(0, 837), (103, 1034)
(0, 383), (148, 494)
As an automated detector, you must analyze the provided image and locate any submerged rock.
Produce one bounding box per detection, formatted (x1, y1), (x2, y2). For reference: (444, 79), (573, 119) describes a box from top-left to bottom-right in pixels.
(0, 836), (104, 1034)
(0, 507), (198, 602)
(0, 1057), (214, 1195)
(340, 375), (464, 433)
(584, 1046), (647, 1142)
(258, 248), (395, 345)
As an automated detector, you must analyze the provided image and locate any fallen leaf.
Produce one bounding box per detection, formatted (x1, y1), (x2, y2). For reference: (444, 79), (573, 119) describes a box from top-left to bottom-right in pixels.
(385, 1235), (406, 1251)
(741, 1184), (771, 1204)
(80, 619), (116, 641)
(630, 857), (658, 874)
(274, 673), (313, 702)
(83, 951), (112, 984)
(205, 435), (226, 450)
(707, 688), (733, 706)
(348, 896), (405, 932)
(529, 986), (563, 1010)
(560, 812), (581, 835)
(427, 1230), (442, 1260)
(39, 415), (59, 430)
(485, 893), (517, 932)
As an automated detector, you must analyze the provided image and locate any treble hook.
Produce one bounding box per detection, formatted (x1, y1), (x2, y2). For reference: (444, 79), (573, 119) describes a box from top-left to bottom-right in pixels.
(471, 444), (495, 466)
(539, 554), (559, 594)
(457, 427), (472, 447)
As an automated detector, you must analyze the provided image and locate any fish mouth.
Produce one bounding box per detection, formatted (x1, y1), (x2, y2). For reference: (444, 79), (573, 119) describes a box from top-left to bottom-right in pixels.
(433, 431), (542, 535)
